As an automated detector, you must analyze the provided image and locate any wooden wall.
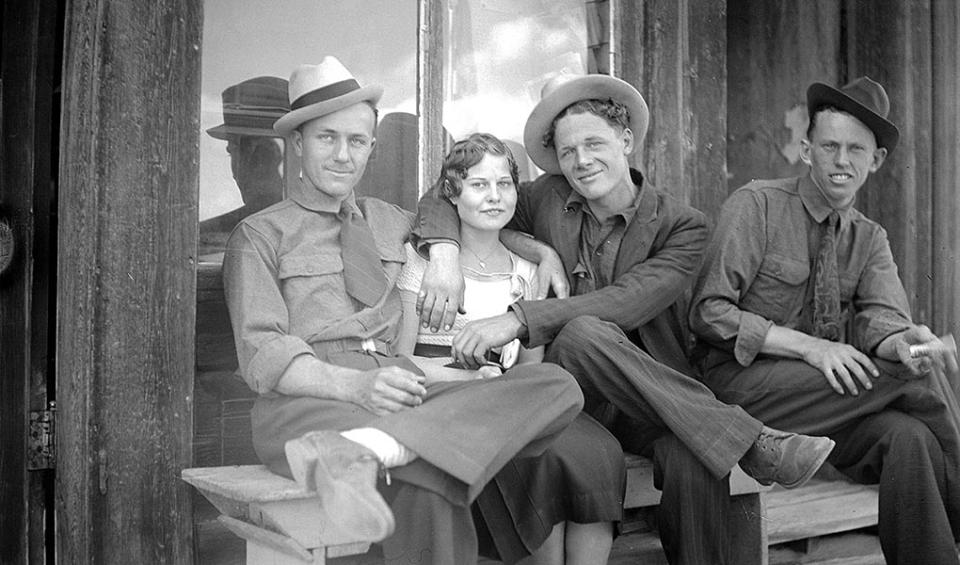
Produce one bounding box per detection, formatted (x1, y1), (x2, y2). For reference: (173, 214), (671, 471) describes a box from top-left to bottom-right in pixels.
(617, 0), (730, 221)
(57, 0), (201, 562)
(727, 0), (960, 338)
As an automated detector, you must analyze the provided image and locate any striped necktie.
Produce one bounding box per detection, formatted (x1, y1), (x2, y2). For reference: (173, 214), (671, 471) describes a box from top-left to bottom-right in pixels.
(339, 205), (387, 307)
(812, 210), (842, 341)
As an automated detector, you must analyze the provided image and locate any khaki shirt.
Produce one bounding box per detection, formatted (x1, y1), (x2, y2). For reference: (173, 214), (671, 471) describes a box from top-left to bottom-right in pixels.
(223, 180), (414, 394)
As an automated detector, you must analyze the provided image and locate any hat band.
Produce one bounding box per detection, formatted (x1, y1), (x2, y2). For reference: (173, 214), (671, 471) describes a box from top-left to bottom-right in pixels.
(291, 79), (361, 111)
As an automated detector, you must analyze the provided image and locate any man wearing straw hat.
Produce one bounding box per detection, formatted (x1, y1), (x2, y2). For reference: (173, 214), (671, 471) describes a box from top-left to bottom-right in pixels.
(414, 73), (836, 564)
(691, 77), (960, 564)
(222, 56), (584, 563)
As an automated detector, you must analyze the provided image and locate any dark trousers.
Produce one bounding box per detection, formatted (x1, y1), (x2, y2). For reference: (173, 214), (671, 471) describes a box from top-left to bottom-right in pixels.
(703, 353), (960, 565)
(545, 316), (763, 565)
(252, 353), (583, 565)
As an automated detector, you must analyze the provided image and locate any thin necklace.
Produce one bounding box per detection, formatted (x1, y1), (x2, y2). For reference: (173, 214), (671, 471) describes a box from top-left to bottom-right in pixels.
(463, 245), (500, 271)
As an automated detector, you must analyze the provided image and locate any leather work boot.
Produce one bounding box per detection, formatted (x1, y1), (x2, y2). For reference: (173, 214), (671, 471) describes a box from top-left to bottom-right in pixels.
(739, 426), (836, 489)
(285, 430), (396, 542)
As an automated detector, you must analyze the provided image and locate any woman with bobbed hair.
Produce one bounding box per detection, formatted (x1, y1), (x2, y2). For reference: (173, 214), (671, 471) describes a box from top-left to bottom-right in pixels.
(397, 133), (624, 565)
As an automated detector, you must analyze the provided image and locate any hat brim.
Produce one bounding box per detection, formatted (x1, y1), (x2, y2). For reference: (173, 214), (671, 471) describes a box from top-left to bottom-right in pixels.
(274, 85), (384, 136)
(207, 123), (284, 140)
(523, 75), (649, 175)
(807, 82), (899, 153)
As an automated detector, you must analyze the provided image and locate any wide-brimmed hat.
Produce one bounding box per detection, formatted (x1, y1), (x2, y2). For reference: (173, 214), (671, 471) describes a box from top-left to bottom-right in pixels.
(207, 76), (289, 140)
(807, 76), (899, 153)
(523, 74), (649, 174)
(274, 56), (383, 136)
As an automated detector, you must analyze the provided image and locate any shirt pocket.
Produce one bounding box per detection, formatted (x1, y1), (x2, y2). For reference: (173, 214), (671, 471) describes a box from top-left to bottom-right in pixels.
(277, 252), (346, 304)
(742, 253), (810, 324)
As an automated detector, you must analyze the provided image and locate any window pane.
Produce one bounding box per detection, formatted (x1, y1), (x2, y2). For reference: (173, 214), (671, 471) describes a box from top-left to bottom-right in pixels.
(194, 2), (417, 562)
(442, 0), (589, 181)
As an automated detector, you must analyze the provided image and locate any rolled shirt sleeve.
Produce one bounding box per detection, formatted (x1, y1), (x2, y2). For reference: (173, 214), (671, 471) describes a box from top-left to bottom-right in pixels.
(223, 223), (315, 394)
(690, 188), (774, 366)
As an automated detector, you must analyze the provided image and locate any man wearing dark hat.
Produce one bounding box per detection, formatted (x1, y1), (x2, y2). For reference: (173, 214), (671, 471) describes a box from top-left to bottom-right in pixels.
(222, 56), (584, 564)
(691, 77), (960, 564)
(200, 76), (289, 252)
(413, 73), (836, 564)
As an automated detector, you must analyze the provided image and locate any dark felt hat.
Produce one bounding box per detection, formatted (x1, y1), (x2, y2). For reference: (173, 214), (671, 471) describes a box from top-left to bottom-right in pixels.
(207, 76), (289, 140)
(807, 76), (899, 153)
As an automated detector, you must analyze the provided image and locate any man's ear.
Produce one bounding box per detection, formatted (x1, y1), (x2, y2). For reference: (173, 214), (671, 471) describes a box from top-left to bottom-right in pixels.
(292, 130), (304, 157)
(869, 146), (888, 172)
(799, 137), (812, 166)
(621, 127), (635, 154)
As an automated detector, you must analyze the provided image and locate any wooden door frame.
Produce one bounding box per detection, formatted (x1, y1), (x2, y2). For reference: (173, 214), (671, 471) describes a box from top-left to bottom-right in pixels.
(1, 0), (60, 562)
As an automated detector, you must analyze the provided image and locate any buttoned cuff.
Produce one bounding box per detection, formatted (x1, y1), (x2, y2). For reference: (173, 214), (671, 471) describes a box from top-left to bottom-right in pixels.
(245, 335), (315, 394)
(857, 312), (913, 355)
(508, 303), (529, 340)
(734, 311), (774, 366)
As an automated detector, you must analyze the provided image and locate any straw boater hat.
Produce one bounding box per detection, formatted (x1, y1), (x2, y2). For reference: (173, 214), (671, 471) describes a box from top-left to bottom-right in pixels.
(807, 76), (899, 153)
(274, 56), (384, 136)
(523, 73), (649, 175)
(207, 76), (289, 140)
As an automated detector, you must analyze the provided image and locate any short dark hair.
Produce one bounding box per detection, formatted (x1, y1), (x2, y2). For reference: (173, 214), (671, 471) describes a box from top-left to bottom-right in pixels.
(432, 133), (520, 201)
(542, 98), (631, 150)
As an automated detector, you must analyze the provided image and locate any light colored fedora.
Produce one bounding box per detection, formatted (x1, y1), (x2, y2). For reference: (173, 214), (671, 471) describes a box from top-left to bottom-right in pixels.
(207, 76), (289, 140)
(274, 56), (384, 136)
(523, 73), (649, 175)
(807, 76), (899, 153)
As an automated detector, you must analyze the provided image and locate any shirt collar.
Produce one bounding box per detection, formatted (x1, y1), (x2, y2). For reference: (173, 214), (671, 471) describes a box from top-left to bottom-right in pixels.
(289, 177), (356, 214)
(562, 168), (650, 224)
(798, 174), (855, 230)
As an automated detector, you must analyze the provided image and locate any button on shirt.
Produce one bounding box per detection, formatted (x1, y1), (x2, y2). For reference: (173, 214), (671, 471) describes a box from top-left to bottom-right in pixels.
(223, 180), (414, 394)
(690, 175), (913, 367)
(568, 190), (641, 295)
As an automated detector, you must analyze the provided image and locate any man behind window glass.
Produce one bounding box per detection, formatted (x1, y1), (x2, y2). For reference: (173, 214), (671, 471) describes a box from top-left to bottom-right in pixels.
(222, 56), (584, 563)
(200, 76), (288, 253)
(413, 72), (837, 564)
(690, 77), (960, 565)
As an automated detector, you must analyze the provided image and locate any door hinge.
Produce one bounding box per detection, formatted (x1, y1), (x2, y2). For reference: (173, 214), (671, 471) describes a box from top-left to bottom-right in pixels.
(28, 401), (56, 470)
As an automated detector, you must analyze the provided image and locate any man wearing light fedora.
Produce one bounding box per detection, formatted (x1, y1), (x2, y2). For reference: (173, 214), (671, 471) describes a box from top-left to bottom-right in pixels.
(222, 56), (585, 563)
(691, 76), (960, 564)
(201, 76), (288, 250)
(413, 73), (835, 564)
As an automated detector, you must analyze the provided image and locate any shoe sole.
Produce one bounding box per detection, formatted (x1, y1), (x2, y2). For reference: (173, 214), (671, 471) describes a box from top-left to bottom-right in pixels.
(285, 434), (396, 543)
(778, 438), (836, 489)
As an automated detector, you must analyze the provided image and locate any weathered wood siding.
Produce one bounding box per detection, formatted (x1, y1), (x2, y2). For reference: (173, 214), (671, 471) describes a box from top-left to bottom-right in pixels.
(57, 0), (201, 562)
(618, 0), (729, 220)
(727, 0), (960, 338)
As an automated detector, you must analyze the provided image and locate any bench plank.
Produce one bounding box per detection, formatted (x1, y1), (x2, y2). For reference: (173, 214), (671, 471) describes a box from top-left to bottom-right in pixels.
(763, 478), (879, 545)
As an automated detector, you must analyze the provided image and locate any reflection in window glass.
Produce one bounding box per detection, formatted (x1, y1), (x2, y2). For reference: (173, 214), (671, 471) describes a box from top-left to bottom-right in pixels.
(193, 3), (416, 562)
(442, 0), (588, 181)
(199, 0), (417, 260)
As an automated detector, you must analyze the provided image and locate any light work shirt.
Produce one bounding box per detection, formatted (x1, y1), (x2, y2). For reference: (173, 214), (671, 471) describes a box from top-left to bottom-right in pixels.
(223, 180), (414, 394)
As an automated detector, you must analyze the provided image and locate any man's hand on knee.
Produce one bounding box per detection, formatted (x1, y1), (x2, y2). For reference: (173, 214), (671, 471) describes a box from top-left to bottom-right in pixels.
(804, 341), (879, 396)
(354, 367), (427, 415)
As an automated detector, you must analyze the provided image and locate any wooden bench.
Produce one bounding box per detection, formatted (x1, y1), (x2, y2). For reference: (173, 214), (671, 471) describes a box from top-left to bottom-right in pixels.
(183, 454), (768, 564)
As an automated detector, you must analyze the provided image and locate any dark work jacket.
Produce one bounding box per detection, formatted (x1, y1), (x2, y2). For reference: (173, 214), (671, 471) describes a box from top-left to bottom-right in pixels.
(413, 168), (707, 377)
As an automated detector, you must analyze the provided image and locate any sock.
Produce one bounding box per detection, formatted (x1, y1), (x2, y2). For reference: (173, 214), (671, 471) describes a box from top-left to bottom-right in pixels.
(340, 427), (417, 468)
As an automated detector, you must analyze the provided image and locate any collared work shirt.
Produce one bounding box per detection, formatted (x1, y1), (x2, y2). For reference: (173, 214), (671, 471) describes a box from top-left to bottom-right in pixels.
(690, 175), (912, 367)
(223, 180), (414, 394)
(569, 190), (641, 295)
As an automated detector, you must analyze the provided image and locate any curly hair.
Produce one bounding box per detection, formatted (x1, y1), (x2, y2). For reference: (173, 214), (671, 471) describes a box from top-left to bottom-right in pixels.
(541, 98), (631, 150)
(432, 133), (521, 201)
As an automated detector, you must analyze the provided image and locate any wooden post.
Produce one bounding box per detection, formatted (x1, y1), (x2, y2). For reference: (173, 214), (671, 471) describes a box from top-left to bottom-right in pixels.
(930, 0), (960, 337)
(846, 0), (935, 327)
(418, 0), (445, 197)
(617, 0), (727, 219)
(57, 0), (201, 562)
